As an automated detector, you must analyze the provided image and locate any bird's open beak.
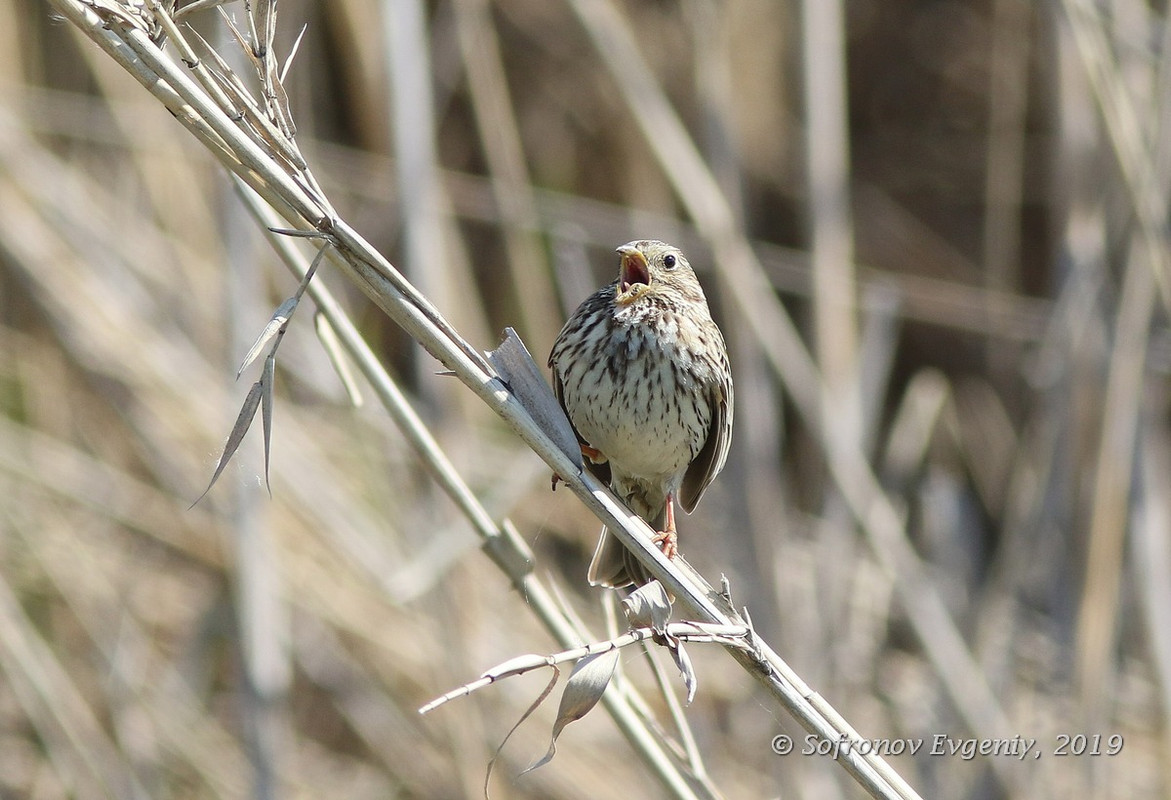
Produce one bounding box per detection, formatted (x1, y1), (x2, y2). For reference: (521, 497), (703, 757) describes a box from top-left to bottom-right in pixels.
(615, 246), (651, 305)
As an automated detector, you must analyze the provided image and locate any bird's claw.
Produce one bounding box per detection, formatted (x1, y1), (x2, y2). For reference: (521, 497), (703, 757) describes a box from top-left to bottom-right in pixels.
(651, 529), (678, 560)
(553, 444), (605, 491)
(580, 444), (607, 464)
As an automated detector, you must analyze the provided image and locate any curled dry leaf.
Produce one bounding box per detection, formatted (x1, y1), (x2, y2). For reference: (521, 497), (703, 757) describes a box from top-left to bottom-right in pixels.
(522, 649), (619, 775)
(623, 582), (699, 702)
(667, 637), (697, 705)
(621, 580), (672, 631)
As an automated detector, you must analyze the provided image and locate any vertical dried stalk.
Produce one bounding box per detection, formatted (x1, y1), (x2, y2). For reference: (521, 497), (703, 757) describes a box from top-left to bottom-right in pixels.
(801, 0), (861, 451)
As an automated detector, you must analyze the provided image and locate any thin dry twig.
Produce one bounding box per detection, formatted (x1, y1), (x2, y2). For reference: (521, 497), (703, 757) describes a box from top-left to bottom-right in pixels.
(419, 620), (749, 715)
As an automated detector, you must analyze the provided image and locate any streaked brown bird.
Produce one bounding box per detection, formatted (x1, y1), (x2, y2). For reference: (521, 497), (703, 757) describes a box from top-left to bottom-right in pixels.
(549, 240), (734, 588)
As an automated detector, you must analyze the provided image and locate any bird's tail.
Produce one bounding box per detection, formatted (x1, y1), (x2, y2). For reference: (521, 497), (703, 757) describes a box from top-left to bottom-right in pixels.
(586, 503), (667, 589)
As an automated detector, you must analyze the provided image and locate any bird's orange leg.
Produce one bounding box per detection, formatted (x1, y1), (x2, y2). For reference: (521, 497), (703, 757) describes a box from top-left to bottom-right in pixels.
(551, 443), (608, 490)
(651, 498), (679, 560)
(580, 444), (606, 463)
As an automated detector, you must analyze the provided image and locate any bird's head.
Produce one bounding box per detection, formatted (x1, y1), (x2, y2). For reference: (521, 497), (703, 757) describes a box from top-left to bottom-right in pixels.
(614, 240), (702, 306)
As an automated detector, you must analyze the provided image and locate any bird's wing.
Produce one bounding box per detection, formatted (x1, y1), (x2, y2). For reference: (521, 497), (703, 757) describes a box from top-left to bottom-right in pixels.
(548, 349), (612, 486)
(679, 378), (733, 513)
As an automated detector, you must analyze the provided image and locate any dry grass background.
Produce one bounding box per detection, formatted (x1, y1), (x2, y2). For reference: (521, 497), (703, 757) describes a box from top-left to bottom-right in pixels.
(2, 0), (1170, 798)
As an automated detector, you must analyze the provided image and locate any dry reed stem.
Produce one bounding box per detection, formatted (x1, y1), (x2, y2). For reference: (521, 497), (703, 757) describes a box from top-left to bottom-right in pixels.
(44, 1), (919, 797)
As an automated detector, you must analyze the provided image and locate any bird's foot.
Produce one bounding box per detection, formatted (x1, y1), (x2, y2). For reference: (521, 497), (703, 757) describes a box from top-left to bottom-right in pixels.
(552, 443), (607, 491)
(652, 497), (680, 559)
(580, 443), (607, 464)
(651, 528), (678, 560)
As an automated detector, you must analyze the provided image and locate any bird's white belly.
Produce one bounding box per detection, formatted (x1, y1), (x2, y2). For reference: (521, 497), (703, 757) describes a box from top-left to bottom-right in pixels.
(563, 346), (709, 482)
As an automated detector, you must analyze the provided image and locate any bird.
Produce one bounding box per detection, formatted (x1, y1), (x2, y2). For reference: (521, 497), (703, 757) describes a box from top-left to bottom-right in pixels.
(548, 240), (734, 588)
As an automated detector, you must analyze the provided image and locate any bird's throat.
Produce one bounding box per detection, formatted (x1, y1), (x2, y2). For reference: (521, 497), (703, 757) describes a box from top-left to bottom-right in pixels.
(615, 282), (650, 305)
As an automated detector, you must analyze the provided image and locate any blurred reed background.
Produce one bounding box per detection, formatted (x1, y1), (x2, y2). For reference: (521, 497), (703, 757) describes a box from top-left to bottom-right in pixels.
(1, 0), (1169, 797)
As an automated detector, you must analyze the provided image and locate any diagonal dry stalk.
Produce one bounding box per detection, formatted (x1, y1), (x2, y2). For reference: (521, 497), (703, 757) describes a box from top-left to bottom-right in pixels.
(46, 1), (921, 798)
(232, 186), (723, 800)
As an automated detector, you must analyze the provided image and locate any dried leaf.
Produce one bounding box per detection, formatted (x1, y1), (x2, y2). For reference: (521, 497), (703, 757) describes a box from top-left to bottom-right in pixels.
(522, 649), (618, 775)
(219, 6), (261, 72)
(237, 296), (295, 378)
(252, 0), (274, 59)
(173, 0), (233, 22)
(623, 582), (695, 701)
(261, 352), (275, 496)
(667, 638), (697, 705)
(484, 666), (560, 799)
(190, 379), (263, 507)
(185, 24), (256, 103)
(621, 580), (672, 631)
(281, 23), (308, 84)
(487, 328), (581, 468)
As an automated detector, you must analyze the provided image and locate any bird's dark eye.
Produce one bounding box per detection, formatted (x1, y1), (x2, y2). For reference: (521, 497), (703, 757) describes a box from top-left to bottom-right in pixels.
(663, 254), (677, 269)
